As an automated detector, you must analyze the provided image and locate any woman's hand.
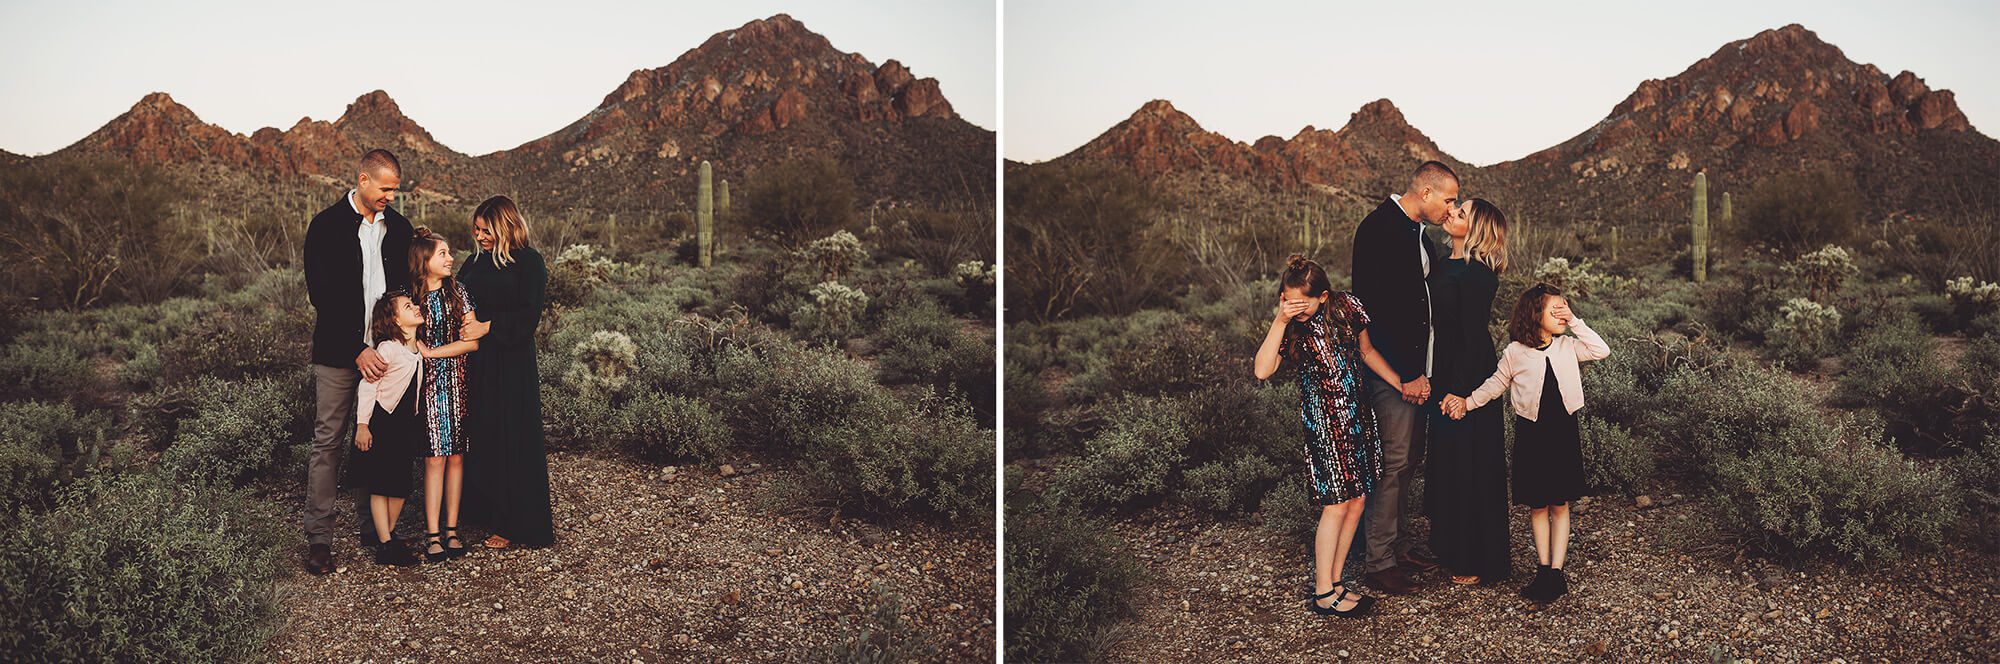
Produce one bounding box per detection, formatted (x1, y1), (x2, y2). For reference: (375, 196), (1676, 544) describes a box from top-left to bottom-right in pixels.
(1440, 394), (1467, 420)
(460, 312), (490, 341)
(1273, 296), (1309, 324)
(355, 424), (373, 451)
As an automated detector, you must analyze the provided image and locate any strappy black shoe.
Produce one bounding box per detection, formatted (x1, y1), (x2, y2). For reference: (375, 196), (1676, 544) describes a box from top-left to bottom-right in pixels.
(375, 539), (420, 567)
(422, 531), (449, 563)
(442, 525), (468, 559)
(1306, 581), (1376, 618)
(1520, 564), (1551, 600)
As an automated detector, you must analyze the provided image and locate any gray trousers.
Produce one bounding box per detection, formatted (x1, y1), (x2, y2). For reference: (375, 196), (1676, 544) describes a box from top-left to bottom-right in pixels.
(1362, 373), (1426, 573)
(305, 364), (368, 545)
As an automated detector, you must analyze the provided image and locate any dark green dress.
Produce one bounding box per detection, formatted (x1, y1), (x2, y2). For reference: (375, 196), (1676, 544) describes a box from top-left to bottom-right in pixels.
(459, 247), (554, 547)
(1423, 255), (1511, 581)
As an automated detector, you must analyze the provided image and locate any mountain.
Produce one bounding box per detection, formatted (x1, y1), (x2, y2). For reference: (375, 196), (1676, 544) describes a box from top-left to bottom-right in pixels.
(1055, 97), (1470, 199)
(1487, 23), (1996, 222)
(31, 14), (991, 208)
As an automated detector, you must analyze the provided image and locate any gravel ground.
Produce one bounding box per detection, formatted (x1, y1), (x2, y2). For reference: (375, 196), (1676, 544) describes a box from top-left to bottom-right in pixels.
(1100, 495), (1997, 663)
(269, 451), (995, 663)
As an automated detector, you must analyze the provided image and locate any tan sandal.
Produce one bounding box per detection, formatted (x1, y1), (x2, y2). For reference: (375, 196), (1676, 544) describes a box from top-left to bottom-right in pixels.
(1451, 575), (1481, 585)
(483, 534), (511, 549)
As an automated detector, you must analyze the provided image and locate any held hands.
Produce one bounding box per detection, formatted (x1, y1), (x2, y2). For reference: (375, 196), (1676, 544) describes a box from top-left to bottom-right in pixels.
(356, 347), (388, 383)
(460, 312), (490, 341)
(1400, 375), (1431, 405)
(1439, 394), (1468, 420)
(355, 424), (373, 451)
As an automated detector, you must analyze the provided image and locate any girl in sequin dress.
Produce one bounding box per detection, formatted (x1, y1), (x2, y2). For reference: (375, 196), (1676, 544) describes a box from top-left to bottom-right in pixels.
(1254, 255), (1405, 618)
(410, 227), (483, 562)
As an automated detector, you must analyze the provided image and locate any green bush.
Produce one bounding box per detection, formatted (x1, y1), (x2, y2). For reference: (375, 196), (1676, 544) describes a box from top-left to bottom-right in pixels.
(801, 230), (869, 282)
(545, 244), (623, 309)
(159, 302), (309, 383)
(1578, 415), (1652, 496)
(1710, 416), (1958, 563)
(159, 375), (311, 488)
(1784, 245), (1859, 301)
(1103, 318), (1230, 397)
(1647, 360), (1837, 477)
(1764, 298), (1840, 371)
(1733, 165), (1865, 254)
(819, 583), (941, 663)
(1004, 505), (1138, 663)
(0, 472), (285, 662)
(609, 390), (730, 463)
(790, 281), (870, 344)
(1004, 162), (1176, 322)
(1836, 319), (1954, 451)
(743, 156), (858, 248)
(1179, 454), (1287, 514)
(0, 401), (112, 515)
(1256, 475), (1317, 539)
(1046, 396), (1190, 512)
(0, 341), (100, 402)
(873, 298), (995, 423)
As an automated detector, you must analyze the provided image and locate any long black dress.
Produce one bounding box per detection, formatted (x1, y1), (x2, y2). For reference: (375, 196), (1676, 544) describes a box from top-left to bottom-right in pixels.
(459, 247), (554, 547)
(1423, 255), (1512, 581)
(1512, 355), (1587, 509)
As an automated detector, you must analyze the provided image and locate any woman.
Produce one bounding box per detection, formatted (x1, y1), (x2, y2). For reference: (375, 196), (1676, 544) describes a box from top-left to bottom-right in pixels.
(459, 196), (555, 549)
(1424, 198), (1512, 585)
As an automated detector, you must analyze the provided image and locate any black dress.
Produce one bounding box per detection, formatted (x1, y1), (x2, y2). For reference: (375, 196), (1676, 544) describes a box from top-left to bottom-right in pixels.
(1423, 257), (1512, 581)
(459, 248), (555, 547)
(1511, 353), (1586, 508)
(357, 375), (422, 499)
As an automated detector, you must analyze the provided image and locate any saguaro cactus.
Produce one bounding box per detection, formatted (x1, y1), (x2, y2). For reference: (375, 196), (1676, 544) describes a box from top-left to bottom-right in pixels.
(1720, 191), (1732, 235)
(718, 179), (730, 256)
(1692, 171), (1709, 283)
(1611, 226), (1620, 264)
(698, 160), (714, 268)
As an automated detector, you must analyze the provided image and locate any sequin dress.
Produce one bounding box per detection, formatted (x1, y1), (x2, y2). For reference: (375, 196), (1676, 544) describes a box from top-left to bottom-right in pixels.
(419, 281), (475, 457)
(1281, 293), (1385, 505)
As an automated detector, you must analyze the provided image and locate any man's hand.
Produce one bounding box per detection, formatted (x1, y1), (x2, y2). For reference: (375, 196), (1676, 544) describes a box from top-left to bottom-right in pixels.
(1440, 394), (1467, 420)
(460, 312), (490, 341)
(355, 424), (373, 452)
(356, 347), (388, 382)
(1401, 375), (1430, 404)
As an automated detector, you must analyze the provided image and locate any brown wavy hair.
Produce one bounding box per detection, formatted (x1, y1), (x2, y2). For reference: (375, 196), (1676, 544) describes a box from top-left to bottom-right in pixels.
(369, 291), (411, 346)
(473, 195), (532, 267)
(1279, 254), (1332, 298)
(1507, 283), (1564, 347)
(408, 226), (467, 332)
(1463, 198), (1509, 274)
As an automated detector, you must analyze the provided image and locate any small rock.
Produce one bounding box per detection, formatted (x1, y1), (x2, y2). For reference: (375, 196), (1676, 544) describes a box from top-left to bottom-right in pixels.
(790, 581), (803, 590)
(1584, 640), (1609, 656)
(407, 639), (422, 649)
(563, 589), (577, 600)
(391, 596), (406, 605)
(1419, 634), (1435, 646)
(1338, 649), (1350, 658)
(589, 513), (605, 523)
(673, 634), (690, 644)
(719, 464), (738, 478)
(1634, 495), (1656, 509)
(947, 603), (963, 612)
(873, 562), (893, 573)
(1762, 609), (1783, 621)
(1652, 591), (1673, 601)
(721, 590), (742, 605)
(1815, 607), (1832, 620)
(492, 602), (505, 612)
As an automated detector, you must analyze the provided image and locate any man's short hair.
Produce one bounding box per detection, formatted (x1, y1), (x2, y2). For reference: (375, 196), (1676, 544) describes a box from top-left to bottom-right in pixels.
(1412, 160), (1458, 192)
(359, 149), (401, 177)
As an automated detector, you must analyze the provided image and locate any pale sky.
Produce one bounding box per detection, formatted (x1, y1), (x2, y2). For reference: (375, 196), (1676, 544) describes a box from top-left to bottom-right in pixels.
(1006, 0), (1999, 166)
(0, 0), (996, 157)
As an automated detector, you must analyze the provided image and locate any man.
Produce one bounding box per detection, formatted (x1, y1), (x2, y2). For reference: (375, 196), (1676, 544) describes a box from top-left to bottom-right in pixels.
(301, 149), (414, 574)
(1348, 160), (1459, 594)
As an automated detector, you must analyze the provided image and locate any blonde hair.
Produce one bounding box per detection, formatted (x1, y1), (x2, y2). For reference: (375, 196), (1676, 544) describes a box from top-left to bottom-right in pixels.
(1463, 198), (1509, 274)
(473, 195), (532, 267)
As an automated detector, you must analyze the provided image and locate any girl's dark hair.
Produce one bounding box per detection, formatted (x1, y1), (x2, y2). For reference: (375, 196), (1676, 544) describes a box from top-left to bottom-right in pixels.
(408, 226), (467, 328)
(369, 291), (410, 346)
(1507, 283), (1564, 347)
(1279, 254), (1332, 298)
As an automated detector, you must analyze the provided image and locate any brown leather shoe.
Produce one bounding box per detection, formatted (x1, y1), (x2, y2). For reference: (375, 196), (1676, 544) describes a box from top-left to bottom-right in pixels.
(305, 543), (333, 575)
(1365, 567), (1417, 595)
(1398, 550), (1441, 574)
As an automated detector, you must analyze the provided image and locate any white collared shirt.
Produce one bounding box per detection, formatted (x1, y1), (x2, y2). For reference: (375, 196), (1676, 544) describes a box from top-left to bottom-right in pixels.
(1389, 194), (1434, 377)
(349, 189), (388, 346)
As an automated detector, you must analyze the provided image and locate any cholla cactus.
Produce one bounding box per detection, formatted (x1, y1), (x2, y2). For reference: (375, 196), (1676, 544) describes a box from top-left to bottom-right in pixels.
(953, 260), (996, 289)
(1531, 257), (1631, 300)
(1766, 298), (1841, 370)
(792, 281), (870, 342)
(1945, 276), (2000, 308)
(564, 330), (638, 396)
(802, 230), (868, 282)
(1786, 245), (1858, 302)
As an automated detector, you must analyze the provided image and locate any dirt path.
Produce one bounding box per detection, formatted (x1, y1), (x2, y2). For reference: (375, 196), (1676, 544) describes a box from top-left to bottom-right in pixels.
(268, 452), (995, 663)
(1100, 498), (1996, 663)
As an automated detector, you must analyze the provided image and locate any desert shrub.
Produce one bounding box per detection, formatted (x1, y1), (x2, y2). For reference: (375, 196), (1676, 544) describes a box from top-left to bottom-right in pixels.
(791, 281), (870, 343)
(0, 340), (99, 402)
(1947, 438), (2000, 551)
(1835, 319), (1955, 451)
(561, 330), (639, 397)
(1578, 415), (1652, 496)
(1944, 276), (2000, 333)
(607, 390), (730, 463)
(1045, 396), (1190, 512)
(1005, 162), (1177, 322)
(545, 244), (622, 308)
(819, 583), (941, 663)
(800, 230), (869, 282)
(952, 260), (997, 318)
(159, 375), (311, 488)
(1710, 416), (1957, 564)
(1004, 504), (1139, 663)
(1946, 336), (2000, 451)
(872, 298), (995, 423)
(0, 401), (112, 515)
(1764, 298), (1841, 371)
(0, 472), (285, 662)
(1702, 256), (1791, 342)
(1733, 165), (1865, 254)
(1103, 319), (1231, 397)
(1179, 454), (1287, 514)
(1256, 475), (1318, 538)
(1648, 361), (1836, 476)
(744, 156), (857, 248)
(1785, 245), (1859, 301)
(159, 301), (310, 383)
(0, 158), (201, 309)
(1529, 257), (1632, 302)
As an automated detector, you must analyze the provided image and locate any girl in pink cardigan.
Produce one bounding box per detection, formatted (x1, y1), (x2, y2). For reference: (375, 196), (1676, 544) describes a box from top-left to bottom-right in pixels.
(1441, 283), (1609, 603)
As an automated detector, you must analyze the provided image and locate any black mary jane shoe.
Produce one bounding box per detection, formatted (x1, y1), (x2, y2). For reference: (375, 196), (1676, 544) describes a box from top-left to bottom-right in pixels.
(422, 531), (449, 563)
(1519, 564), (1551, 600)
(442, 526), (469, 559)
(375, 540), (420, 567)
(1306, 581), (1377, 618)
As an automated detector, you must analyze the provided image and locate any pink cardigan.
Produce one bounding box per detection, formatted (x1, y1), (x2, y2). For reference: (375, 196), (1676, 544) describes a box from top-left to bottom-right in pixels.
(1464, 319), (1610, 421)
